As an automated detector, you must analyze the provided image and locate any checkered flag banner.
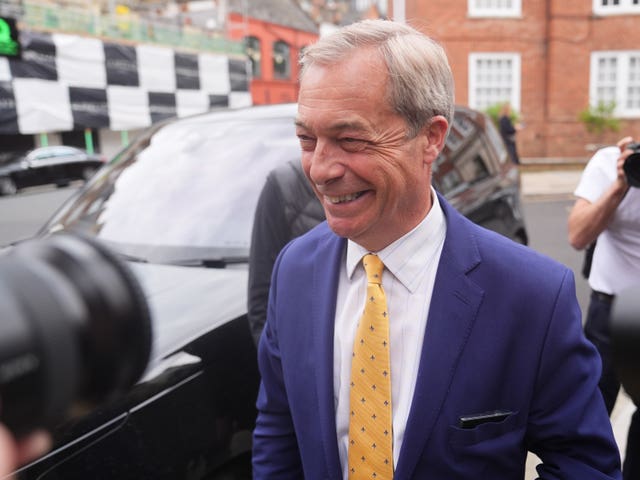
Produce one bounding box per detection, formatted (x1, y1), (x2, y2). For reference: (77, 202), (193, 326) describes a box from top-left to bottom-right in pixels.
(0, 30), (252, 134)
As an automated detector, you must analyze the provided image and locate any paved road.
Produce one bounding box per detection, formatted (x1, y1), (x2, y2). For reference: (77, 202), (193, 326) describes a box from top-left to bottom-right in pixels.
(520, 169), (582, 198)
(0, 184), (79, 245)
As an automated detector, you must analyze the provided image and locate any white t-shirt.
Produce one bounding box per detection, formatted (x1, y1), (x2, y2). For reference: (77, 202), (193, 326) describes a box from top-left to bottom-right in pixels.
(574, 146), (640, 294)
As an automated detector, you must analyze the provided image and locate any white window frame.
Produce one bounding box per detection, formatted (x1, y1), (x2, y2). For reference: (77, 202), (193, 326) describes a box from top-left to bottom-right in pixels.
(468, 0), (522, 18)
(355, 0), (373, 11)
(468, 52), (521, 113)
(590, 50), (640, 118)
(593, 0), (640, 16)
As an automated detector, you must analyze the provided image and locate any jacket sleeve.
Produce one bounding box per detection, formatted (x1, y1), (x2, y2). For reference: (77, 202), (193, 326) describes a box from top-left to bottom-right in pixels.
(499, 115), (516, 137)
(528, 269), (621, 479)
(247, 173), (292, 346)
(252, 244), (304, 478)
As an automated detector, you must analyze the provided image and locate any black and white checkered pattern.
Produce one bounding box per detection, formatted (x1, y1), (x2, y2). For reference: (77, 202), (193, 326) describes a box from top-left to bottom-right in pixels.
(0, 30), (251, 134)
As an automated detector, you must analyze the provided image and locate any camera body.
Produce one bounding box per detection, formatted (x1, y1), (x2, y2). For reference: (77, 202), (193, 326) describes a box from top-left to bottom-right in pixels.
(624, 142), (640, 188)
(0, 233), (152, 435)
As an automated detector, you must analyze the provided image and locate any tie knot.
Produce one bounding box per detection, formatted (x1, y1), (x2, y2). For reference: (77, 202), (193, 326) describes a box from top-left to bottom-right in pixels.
(363, 254), (384, 285)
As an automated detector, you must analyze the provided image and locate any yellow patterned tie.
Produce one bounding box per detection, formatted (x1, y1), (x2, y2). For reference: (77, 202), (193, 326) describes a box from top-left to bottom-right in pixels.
(348, 254), (393, 479)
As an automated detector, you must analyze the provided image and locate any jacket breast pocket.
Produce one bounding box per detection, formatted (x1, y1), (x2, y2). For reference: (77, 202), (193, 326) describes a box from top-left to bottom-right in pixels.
(448, 410), (521, 447)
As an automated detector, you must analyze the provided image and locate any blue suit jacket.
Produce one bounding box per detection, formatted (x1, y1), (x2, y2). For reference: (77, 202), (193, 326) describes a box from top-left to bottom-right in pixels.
(253, 193), (621, 479)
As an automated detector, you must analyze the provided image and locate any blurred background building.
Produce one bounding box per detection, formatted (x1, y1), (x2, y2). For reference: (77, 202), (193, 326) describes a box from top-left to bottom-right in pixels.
(3, 0), (636, 163)
(0, 0), (384, 157)
(392, 0), (640, 161)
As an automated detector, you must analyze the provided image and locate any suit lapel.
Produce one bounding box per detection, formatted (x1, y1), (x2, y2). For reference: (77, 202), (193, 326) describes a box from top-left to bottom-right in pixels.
(311, 228), (345, 478)
(395, 197), (485, 479)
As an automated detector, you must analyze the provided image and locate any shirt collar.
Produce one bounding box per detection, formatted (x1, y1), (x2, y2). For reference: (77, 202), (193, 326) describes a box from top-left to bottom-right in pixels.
(346, 188), (447, 292)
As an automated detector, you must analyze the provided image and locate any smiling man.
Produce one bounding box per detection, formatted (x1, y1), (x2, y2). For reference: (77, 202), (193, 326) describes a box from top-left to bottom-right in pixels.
(252, 19), (620, 479)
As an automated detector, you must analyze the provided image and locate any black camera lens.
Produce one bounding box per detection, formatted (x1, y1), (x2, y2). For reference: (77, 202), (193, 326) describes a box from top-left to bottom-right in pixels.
(611, 285), (640, 402)
(624, 143), (640, 188)
(0, 233), (152, 435)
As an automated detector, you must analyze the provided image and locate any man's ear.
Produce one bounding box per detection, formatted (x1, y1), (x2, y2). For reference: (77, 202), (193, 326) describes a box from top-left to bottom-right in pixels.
(423, 116), (449, 160)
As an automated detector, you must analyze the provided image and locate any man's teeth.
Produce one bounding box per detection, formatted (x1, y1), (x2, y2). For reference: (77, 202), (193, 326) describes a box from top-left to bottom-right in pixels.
(326, 192), (363, 204)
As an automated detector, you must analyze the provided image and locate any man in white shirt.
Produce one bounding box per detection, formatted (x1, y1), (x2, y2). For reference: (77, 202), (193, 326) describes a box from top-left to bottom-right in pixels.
(569, 136), (640, 479)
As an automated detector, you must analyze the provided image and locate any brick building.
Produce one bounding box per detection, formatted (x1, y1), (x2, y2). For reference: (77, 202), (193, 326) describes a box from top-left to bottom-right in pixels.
(226, 0), (319, 105)
(391, 0), (640, 160)
(225, 0), (384, 106)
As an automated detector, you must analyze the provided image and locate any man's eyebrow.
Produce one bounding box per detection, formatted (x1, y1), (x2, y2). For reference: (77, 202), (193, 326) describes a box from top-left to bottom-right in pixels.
(294, 118), (370, 133)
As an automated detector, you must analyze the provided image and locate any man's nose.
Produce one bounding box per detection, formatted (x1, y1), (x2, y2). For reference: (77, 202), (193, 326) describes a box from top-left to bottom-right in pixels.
(309, 139), (345, 186)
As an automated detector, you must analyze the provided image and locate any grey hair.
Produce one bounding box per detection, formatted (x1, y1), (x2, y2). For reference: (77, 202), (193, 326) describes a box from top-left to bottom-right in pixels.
(299, 19), (455, 138)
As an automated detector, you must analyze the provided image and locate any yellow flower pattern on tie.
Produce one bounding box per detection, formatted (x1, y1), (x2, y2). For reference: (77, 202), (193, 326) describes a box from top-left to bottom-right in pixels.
(348, 254), (393, 479)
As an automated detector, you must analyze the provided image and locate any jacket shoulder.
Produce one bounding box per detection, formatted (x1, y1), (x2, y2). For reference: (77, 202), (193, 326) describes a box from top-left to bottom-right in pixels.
(442, 197), (569, 290)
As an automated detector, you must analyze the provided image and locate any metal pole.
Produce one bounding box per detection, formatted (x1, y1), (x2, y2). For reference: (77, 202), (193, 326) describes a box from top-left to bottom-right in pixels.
(84, 128), (94, 154)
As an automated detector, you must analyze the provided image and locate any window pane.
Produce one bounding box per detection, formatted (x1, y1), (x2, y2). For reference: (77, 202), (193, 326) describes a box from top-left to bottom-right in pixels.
(470, 54), (518, 111)
(244, 36), (261, 79)
(273, 41), (291, 79)
(469, 0), (520, 15)
(594, 56), (617, 105)
(594, 0), (640, 14)
(627, 56), (640, 109)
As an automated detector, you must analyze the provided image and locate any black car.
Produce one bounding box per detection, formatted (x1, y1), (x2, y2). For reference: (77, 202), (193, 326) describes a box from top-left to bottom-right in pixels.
(7, 103), (527, 479)
(0, 146), (106, 196)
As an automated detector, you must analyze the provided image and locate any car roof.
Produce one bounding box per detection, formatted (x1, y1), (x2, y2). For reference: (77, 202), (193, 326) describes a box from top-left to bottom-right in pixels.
(175, 103), (299, 126)
(31, 145), (82, 153)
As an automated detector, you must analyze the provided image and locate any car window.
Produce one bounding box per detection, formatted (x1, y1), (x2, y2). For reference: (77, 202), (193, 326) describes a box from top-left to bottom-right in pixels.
(43, 114), (300, 263)
(445, 112), (476, 151)
(434, 117), (503, 197)
(435, 168), (463, 194)
(30, 149), (55, 161)
(483, 116), (509, 164)
(433, 109), (484, 195)
(54, 146), (80, 157)
(462, 153), (491, 184)
(28, 146), (82, 162)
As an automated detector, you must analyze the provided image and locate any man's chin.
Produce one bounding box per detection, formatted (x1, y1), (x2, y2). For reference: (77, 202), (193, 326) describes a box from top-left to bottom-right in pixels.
(326, 218), (357, 240)
(326, 217), (372, 246)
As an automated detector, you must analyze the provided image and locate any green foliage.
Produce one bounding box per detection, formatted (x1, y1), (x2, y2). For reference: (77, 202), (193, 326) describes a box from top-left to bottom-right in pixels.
(484, 103), (519, 127)
(578, 101), (620, 135)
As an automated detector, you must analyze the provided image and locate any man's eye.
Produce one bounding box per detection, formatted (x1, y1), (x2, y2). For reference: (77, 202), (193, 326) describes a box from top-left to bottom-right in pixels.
(297, 136), (316, 151)
(340, 138), (367, 152)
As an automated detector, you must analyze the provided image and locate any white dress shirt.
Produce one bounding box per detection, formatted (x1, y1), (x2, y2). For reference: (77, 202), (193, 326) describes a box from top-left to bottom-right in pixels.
(333, 189), (447, 477)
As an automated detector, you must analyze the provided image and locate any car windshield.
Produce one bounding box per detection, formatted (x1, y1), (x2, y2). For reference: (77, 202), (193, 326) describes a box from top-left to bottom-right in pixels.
(29, 146), (80, 160)
(42, 111), (300, 264)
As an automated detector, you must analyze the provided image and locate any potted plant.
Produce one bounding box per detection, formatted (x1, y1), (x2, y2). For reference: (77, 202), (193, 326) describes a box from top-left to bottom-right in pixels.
(578, 101), (620, 150)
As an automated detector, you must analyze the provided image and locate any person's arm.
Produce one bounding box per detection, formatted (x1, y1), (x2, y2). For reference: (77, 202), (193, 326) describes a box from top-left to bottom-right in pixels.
(568, 137), (632, 250)
(247, 174), (292, 346)
(527, 270), (621, 478)
(0, 426), (50, 478)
